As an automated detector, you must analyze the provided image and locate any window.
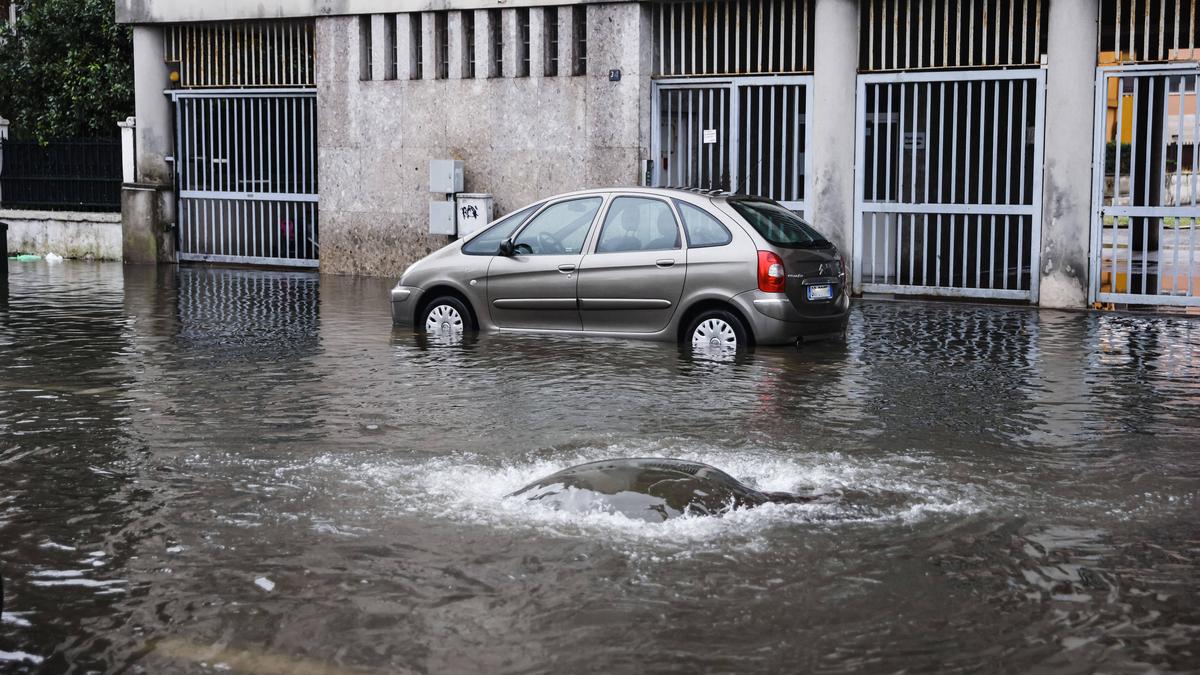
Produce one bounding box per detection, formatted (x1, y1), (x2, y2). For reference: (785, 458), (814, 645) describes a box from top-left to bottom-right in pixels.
(489, 9), (503, 77)
(596, 197), (681, 253)
(572, 10), (587, 75)
(675, 201), (732, 247)
(517, 8), (530, 77)
(464, 11), (476, 78)
(359, 16), (373, 80)
(385, 16), (397, 80)
(412, 15), (424, 79)
(436, 12), (449, 79)
(512, 198), (603, 255)
(544, 7), (559, 77)
(729, 200), (830, 249)
(462, 202), (543, 255)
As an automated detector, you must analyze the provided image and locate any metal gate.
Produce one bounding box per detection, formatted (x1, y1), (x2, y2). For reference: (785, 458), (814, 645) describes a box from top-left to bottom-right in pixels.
(1089, 65), (1200, 307)
(651, 76), (813, 217)
(853, 70), (1046, 300)
(171, 89), (318, 267)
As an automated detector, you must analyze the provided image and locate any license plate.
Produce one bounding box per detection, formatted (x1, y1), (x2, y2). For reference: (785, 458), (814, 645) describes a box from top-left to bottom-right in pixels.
(807, 284), (833, 301)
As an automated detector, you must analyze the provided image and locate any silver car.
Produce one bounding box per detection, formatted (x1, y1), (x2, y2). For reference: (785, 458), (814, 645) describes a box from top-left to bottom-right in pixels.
(390, 187), (848, 349)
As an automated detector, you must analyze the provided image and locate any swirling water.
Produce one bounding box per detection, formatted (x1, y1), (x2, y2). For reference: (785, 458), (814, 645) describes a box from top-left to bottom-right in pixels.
(0, 261), (1197, 673)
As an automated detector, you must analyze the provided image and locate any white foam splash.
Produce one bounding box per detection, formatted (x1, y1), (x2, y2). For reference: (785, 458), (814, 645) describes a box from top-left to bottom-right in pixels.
(336, 441), (988, 546)
(0, 650), (43, 665)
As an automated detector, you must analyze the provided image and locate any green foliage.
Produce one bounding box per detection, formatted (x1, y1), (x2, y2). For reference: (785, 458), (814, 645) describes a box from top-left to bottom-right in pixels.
(0, 0), (132, 142)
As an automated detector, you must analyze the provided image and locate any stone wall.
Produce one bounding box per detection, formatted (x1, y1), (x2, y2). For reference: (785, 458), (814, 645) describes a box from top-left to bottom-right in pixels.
(315, 4), (652, 277)
(1, 209), (123, 260)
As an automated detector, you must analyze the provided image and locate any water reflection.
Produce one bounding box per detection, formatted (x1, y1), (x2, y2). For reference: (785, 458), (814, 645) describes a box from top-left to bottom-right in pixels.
(0, 261), (1197, 673)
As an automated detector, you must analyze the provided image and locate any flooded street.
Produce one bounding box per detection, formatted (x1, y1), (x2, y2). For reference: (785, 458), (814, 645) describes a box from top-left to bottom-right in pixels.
(1, 261), (1198, 673)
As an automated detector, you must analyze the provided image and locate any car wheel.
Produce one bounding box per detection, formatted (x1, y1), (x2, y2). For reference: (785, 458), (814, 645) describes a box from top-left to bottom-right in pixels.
(686, 309), (749, 352)
(421, 296), (476, 337)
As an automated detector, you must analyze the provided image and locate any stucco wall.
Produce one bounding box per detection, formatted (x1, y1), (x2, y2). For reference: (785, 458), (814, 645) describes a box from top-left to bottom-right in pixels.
(1, 209), (123, 260)
(315, 4), (651, 277)
(116, 0), (603, 26)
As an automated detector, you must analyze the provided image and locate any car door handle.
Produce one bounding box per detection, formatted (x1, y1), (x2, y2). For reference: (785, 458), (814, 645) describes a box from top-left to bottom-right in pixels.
(655, 259), (676, 268)
(557, 264), (576, 273)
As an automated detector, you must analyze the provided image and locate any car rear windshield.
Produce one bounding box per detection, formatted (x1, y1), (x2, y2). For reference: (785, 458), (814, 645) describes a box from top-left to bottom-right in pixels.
(729, 200), (831, 249)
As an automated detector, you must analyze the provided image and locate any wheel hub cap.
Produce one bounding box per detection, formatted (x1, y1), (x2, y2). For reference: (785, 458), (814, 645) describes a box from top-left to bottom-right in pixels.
(692, 318), (737, 351)
(425, 304), (464, 336)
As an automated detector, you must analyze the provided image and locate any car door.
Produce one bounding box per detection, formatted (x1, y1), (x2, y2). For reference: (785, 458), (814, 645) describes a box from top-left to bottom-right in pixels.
(486, 196), (605, 330)
(576, 195), (687, 333)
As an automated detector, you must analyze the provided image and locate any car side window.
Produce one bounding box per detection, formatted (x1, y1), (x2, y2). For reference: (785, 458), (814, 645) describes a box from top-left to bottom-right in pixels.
(461, 202), (541, 255)
(512, 197), (603, 255)
(595, 197), (681, 253)
(675, 200), (732, 248)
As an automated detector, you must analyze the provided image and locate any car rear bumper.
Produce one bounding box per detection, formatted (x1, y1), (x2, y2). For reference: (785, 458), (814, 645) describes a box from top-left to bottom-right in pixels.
(390, 285), (424, 329)
(735, 288), (849, 344)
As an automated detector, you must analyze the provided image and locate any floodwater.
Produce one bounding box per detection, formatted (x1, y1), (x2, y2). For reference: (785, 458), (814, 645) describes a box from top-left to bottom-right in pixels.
(1, 261), (1198, 674)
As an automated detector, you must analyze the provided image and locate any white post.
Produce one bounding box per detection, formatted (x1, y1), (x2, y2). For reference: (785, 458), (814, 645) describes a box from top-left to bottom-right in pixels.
(118, 117), (137, 184)
(0, 116), (8, 202)
(810, 0), (859, 259)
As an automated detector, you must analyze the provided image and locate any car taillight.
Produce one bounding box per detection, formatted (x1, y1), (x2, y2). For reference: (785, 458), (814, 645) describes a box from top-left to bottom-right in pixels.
(838, 255), (847, 279)
(758, 251), (786, 293)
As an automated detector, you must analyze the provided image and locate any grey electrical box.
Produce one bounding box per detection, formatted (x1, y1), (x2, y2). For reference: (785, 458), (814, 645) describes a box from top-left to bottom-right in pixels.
(429, 159), (464, 193)
(429, 201), (456, 235)
(455, 193), (494, 236)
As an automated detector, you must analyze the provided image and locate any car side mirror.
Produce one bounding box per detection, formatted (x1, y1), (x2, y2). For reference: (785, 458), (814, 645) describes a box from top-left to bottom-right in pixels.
(498, 239), (515, 257)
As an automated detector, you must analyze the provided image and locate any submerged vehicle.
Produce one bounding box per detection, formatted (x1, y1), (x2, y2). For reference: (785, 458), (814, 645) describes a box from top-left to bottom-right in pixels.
(507, 458), (816, 523)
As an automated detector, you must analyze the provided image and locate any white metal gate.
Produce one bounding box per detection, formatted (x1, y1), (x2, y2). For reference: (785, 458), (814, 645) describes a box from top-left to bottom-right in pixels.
(1090, 65), (1200, 307)
(853, 70), (1046, 300)
(171, 89), (318, 268)
(651, 76), (813, 217)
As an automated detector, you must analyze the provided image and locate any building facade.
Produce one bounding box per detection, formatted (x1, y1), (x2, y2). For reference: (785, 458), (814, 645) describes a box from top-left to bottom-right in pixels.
(116, 0), (1200, 310)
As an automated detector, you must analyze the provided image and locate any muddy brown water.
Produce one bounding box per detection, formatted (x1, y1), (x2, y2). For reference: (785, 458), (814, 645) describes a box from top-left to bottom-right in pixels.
(1, 261), (1198, 673)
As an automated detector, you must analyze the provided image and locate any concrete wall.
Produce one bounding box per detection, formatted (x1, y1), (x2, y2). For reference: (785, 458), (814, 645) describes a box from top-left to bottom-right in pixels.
(316, 4), (651, 277)
(116, 0), (602, 24)
(1, 210), (123, 260)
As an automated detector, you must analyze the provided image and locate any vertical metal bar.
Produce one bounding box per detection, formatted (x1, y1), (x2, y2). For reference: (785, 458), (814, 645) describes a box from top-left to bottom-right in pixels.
(769, 86), (776, 198)
(1130, 77), (1140, 209)
(766, 0), (774, 73)
(951, 81), (959, 204)
(891, 0), (898, 69)
(1034, 0), (1042, 61)
(964, 81), (973, 203)
(708, 88), (715, 187)
(911, 83), (919, 202)
(1145, 78), (1154, 207)
(868, 0), (875, 70)
(898, 83), (906, 203)
(757, 86), (765, 194)
(1174, 75), (1184, 206)
(1193, 74), (1200, 207)
(917, 0), (924, 68)
(885, 84), (893, 202)
(781, 86), (790, 200)
(1115, 75), (1124, 204)
(884, 212), (890, 282)
(719, 88), (726, 189)
(872, 83), (880, 201)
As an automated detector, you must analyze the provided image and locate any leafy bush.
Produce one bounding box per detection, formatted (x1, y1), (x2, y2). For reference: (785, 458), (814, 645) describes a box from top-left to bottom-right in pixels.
(0, 0), (132, 142)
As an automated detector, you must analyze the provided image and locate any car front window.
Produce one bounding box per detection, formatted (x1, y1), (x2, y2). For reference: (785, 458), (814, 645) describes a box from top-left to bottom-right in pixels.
(461, 202), (542, 255)
(511, 197), (604, 255)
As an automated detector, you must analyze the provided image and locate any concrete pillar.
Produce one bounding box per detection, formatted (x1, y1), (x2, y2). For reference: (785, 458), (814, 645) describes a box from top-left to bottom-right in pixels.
(132, 26), (172, 186)
(448, 11), (470, 79)
(421, 12), (437, 80)
(474, 10), (497, 79)
(370, 14), (388, 80)
(502, 9), (520, 78)
(118, 117), (136, 184)
(529, 8), (546, 78)
(809, 0), (859, 264)
(126, 26), (174, 265)
(397, 14), (417, 80)
(558, 6), (577, 77)
(1038, 0), (1098, 308)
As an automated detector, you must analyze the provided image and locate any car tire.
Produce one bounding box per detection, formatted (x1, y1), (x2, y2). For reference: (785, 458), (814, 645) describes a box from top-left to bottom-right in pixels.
(420, 295), (476, 337)
(685, 309), (750, 352)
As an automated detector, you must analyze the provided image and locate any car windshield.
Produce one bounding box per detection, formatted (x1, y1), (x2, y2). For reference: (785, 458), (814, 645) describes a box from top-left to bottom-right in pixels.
(729, 200), (831, 249)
